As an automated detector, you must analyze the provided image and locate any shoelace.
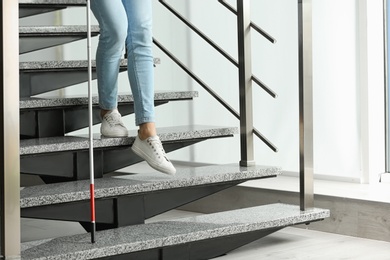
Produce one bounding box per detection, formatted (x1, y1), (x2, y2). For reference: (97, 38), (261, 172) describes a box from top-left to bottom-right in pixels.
(148, 137), (170, 162)
(105, 113), (125, 127)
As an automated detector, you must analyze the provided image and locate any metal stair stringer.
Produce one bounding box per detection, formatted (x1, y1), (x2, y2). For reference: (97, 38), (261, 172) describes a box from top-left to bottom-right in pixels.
(19, 60), (127, 98)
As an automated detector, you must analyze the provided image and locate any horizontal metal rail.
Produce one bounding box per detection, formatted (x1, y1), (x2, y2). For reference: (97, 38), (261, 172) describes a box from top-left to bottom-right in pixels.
(158, 0), (277, 99)
(153, 38), (278, 152)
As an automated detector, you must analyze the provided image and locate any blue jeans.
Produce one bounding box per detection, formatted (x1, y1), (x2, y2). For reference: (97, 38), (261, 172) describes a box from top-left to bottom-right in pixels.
(91, 0), (155, 126)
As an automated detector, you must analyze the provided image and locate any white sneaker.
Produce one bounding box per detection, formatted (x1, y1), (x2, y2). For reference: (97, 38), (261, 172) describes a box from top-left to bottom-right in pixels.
(100, 109), (128, 137)
(132, 135), (176, 175)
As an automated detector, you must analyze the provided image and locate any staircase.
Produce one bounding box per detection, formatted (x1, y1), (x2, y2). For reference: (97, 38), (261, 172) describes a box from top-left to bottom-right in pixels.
(15, 1), (329, 259)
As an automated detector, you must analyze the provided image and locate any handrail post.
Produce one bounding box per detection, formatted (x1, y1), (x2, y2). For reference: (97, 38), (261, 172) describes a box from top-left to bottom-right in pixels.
(237, 0), (255, 166)
(298, 0), (314, 210)
(1, 0), (21, 258)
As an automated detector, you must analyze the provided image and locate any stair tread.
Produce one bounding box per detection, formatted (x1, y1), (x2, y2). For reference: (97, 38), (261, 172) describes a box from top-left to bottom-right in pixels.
(19, 25), (100, 35)
(20, 91), (198, 109)
(19, 0), (86, 5)
(21, 203), (330, 259)
(20, 59), (126, 71)
(20, 125), (238, 155)
(21, 163), (280, 208)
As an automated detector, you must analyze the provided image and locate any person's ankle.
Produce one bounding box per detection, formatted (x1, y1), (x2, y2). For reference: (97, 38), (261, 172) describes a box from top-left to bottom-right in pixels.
(138, 123), (157, 140)
(101, 109), (111, 118)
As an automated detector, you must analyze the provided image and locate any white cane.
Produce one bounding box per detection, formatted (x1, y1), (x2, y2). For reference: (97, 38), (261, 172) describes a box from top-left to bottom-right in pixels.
(86, 0), (96, 243)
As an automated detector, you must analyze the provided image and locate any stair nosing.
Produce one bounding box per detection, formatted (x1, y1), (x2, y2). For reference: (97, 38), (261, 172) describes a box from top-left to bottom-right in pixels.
(20, 91), (199, 109)
(19, 25), (100, 35)
(19, 60), (127, 71)
(19, 0), (86, 5)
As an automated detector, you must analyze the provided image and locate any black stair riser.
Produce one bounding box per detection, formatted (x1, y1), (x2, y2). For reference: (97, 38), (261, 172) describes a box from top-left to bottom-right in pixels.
(20, 34), (100, 54)
(20, 101), (168, 139)
(19, 6), (67, 18)
(20, 70), (101, 98)
(19, 3), (86, 18)
(21, 182), (241, 230)
(20, 139), (208, 181)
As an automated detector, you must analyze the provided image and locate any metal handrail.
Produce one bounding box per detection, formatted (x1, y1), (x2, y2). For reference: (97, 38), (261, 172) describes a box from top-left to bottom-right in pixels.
(158, 0), (277, 99)
(157, 1), (314, 210)
(153, 38), (278, 152)
(217, 0), (277, 44)
(157, 0), (278, 153)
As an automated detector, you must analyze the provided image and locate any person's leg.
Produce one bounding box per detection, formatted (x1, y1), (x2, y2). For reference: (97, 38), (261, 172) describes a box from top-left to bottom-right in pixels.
(91, 0), (128, 137)
(123, 0), (176, 175)
(121, 0), (156, 138)
(91, 0), (127, 111)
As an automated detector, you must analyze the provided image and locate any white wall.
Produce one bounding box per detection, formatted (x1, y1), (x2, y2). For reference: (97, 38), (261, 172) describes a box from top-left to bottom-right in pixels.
(358, 0), (386, 183)
(58, 0), (385, 183)
(312, 0), (362, 181)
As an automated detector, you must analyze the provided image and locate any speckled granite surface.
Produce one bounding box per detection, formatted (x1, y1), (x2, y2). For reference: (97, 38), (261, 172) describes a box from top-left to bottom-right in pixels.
(20, 164), (280, 208)
(19, 0), (86, 5)
(19, 25), (100, 34)
(20, 60), (125, 70)
(20, 91), (198, 109)
(20, 125), (237, 155)
(19, 59), (163, 71)
(21, 203), (330, 260)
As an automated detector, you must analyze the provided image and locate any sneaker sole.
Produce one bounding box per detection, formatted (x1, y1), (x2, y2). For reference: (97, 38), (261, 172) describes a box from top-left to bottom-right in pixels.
(101, 133), (128, 138)
(100, 129), (128, 138)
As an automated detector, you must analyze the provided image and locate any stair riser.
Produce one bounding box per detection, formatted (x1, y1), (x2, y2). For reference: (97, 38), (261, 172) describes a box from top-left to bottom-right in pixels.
(20, 35), (99, 54)
(19, 2), (86, 18)
(20, 70), (99, 98)
(19, 6), (67, 18)
(20, 140), (205, 180)
(22, 183), (239, 230)
(20, 63), (128, 97)
(20, 102), (168, 139)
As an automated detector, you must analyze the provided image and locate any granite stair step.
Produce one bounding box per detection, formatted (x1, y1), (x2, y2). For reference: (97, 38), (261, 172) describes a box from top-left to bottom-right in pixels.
(21, 164), (281, 229)
(19, 60), (127, 98)
(20, 125), (238, 180)
(19, 0), (85, 18)
(20, 91), (198, 139)
(21, 203), (330, 260)
(20, 25), (100, 54)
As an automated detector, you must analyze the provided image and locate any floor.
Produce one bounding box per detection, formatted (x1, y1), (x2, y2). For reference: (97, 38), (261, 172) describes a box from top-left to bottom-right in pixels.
(21, 162), (390, 259)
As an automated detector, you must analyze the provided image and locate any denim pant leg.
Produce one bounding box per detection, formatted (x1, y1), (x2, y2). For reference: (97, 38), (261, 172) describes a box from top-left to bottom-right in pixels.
(91, 0), (128, 111)
(122, 0), (155, 126)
